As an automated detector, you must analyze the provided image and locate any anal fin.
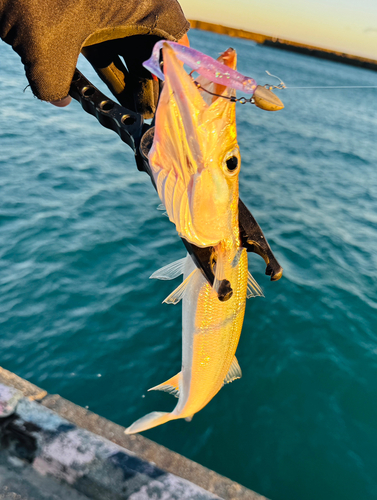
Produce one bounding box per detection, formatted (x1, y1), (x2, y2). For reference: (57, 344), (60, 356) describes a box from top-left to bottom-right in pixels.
(148, 372), (181, 398)
(224, 356), (242, 384)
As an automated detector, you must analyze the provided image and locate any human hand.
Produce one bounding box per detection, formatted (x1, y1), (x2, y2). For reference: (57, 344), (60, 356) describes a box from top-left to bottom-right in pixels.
(0, 0), (189, 116)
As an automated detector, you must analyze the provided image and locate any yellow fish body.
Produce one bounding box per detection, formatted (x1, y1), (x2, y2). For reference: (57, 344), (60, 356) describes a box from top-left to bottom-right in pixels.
(125, 44), (262, 435)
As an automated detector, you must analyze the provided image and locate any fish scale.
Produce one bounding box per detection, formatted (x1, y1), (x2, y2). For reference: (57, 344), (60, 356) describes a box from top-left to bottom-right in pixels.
(186, 249), (249, 413)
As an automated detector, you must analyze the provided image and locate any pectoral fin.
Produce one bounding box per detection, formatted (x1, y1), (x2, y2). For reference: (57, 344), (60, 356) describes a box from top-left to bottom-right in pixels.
(213, 247), (225, 294)
(148, 372), (181, 398)
(150, 257), (186, 280)
(231, 248), (244, 268)
(224, 356), (242, 384)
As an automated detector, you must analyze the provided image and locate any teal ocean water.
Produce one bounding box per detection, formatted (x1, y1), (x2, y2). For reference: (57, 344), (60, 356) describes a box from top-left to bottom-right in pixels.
(1, 29), (377, 500)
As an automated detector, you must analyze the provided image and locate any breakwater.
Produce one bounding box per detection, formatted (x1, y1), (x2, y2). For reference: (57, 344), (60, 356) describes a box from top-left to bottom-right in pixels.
(189, 20), (377, 71)
(0, 367), (266, 500)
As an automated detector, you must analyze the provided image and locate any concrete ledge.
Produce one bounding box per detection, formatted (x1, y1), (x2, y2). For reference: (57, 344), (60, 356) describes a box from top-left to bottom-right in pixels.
(0, 367), (267, 500)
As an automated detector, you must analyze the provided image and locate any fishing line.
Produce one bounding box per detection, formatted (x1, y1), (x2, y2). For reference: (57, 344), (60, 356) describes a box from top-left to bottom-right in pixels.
(191, 69), (377, 106)
(285, 85), (377, 89)
(263, 73), (377, 90)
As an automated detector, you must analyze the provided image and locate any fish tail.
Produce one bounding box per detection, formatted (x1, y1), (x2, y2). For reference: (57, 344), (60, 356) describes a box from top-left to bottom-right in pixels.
(124, 411), (173, 435)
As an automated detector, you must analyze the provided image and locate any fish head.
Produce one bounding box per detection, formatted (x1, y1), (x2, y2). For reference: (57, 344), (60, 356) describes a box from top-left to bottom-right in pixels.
(149, 43), (241, 248)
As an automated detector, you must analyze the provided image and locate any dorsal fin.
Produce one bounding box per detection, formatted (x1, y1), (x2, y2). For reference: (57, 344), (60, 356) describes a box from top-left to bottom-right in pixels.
(247, 271), (264, 298)
(148, 372), (181, 398)
(150, 257), (186, 280)
(224, 356), (242, 384)
(163, 268), (199, 305)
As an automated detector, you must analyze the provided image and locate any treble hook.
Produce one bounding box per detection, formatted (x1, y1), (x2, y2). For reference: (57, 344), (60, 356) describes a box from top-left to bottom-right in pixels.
(264, 71), (286, 90)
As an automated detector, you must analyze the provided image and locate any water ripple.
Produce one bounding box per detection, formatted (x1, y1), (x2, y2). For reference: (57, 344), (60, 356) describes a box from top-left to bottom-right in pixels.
(1, 31), (377, 500)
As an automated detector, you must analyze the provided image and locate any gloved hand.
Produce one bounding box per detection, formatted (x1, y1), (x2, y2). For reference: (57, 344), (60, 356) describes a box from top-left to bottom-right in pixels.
(0, 0), (189, 117)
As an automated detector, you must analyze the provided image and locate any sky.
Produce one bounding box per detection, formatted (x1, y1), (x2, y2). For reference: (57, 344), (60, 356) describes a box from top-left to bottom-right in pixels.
(179, 0), (377, 60)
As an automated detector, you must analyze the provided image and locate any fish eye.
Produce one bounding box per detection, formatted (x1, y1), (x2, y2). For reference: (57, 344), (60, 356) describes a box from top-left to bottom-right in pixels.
(226, 156), (238, 171)
(223, 148), (240, 175)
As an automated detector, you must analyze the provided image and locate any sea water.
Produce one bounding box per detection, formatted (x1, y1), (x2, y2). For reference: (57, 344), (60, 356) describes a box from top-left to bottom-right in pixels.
(1, 29), (377, 500)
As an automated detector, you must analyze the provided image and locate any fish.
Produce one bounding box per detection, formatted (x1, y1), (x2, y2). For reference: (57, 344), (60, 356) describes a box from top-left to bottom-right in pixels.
(125, 43), (263, 435)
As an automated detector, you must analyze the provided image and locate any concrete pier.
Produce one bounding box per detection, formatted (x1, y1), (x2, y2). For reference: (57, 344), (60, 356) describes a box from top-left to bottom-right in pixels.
(0, 367), (267, 500)
(189, 20), (377, 72)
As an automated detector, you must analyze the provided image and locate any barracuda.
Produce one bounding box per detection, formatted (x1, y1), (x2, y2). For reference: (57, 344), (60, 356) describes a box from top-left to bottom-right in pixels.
(125, 43), (262, 434)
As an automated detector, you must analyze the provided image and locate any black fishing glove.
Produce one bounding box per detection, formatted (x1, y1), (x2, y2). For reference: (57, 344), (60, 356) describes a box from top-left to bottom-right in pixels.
(0, 0), (189, 117)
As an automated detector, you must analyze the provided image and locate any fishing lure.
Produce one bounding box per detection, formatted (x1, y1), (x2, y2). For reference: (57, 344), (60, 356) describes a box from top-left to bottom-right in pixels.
(143, 41), (284, 112)
(143, 40), (258, 94)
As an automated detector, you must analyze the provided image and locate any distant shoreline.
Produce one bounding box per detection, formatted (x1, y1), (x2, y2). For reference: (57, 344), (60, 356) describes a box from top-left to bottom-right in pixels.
(189, 20), (377, 72)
